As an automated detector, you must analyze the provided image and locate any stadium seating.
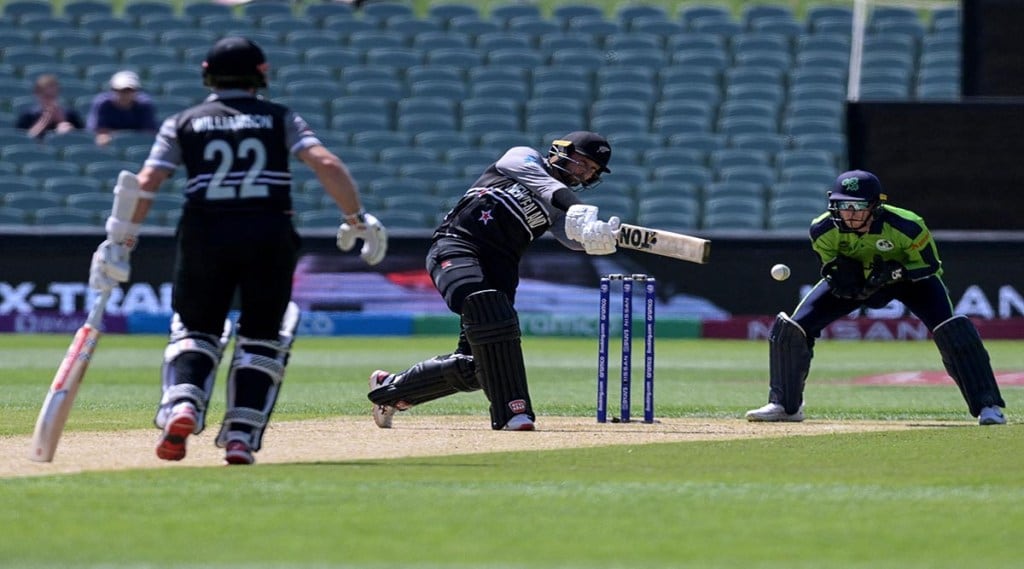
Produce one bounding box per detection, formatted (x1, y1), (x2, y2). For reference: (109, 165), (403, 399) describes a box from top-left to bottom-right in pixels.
(0, 2), (961, 232)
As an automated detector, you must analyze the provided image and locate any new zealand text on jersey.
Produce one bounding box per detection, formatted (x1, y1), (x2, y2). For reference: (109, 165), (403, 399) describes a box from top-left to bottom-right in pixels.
(190, 114), (273, 132)
(505, 184), (549, 229)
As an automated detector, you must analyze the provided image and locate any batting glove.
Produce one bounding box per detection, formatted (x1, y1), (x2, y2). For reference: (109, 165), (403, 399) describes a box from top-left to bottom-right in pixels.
(564, 204), (598, 242)
(565, 205), (620, 255)
(89, 240), (131, 292)
(337, 211), (388, 266)
(581, 216), (620, 255)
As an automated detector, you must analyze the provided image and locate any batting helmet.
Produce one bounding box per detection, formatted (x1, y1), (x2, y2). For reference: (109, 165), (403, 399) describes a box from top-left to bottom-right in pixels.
(202, 36), (269, 89)
(827, 170), (886, 231)
(548, 131), (612, 188)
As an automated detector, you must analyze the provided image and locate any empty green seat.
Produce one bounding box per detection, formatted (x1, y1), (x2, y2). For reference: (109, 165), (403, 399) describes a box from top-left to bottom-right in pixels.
(703, 195), (766, 229)
(21, 160), (80, 177)
(3, 0), (50, 19)
(776, 149), (835, 171)
(34, 207), (97, 226)
(704, 180), (765, 201)
(586, 192), (636, 220)
(123, 1), (173, 21)
(636, 207), (699, 231)
(770, 181), (829, 201)
(5, 191), (62, 210)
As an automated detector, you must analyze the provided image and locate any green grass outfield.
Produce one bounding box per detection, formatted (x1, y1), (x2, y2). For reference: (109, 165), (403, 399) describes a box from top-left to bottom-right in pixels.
(1, 334), (1023, 568)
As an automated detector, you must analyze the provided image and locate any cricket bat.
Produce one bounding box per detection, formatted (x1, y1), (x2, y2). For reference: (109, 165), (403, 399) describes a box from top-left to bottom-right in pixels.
(615, 223), (711, 264)
(29, 289), (112, 462)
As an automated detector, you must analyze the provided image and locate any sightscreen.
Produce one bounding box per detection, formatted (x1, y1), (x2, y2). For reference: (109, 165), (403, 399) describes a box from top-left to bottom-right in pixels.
(963, 0), (1024, 96)
(846, 101), (1024, 230)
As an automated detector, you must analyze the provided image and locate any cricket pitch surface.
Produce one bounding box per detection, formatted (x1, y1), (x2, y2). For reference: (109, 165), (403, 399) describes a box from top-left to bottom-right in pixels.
(1, 416), (956, 478)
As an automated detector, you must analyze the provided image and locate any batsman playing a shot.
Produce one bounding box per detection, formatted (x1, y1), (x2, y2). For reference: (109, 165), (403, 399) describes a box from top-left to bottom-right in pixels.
(367, 131), (620, 431)
(88, 37), (387, 464)
(746, 170), (1007, 425)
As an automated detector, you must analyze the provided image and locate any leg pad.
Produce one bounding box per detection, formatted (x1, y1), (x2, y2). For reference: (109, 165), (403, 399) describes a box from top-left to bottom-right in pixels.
(769, 312), (812, 415)
(154, 314), (232, 433)
(933, 315), (1005, 416)
(462, 290), (533, 430)
(368, 353), (479, 408)
(215, 302), (300, 451)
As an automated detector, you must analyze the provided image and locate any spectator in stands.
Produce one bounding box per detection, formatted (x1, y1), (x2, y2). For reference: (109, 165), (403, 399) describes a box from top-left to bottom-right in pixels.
(15, 74), (85, 140)
(87, 71), (159, 147)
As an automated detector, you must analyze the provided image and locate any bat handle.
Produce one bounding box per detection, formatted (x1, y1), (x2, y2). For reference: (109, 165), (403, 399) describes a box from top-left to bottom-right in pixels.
(85, 289), (112, 329)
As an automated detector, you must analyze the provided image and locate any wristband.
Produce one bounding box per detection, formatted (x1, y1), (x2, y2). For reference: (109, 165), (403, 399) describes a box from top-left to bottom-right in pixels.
(343, 209), (366, 224)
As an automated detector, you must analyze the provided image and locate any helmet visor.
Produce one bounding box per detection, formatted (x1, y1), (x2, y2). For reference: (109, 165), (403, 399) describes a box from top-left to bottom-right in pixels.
(832, 200), (872, 211)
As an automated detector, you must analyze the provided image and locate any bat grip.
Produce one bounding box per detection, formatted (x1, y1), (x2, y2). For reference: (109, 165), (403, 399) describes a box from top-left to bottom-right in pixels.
(85, 289), (112, 329)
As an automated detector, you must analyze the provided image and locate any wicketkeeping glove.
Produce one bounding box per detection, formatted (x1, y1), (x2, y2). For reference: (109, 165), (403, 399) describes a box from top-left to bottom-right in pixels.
(866, 254), (906, 288)
(337, 211), (388, 266)
(821, 255), (865, 299)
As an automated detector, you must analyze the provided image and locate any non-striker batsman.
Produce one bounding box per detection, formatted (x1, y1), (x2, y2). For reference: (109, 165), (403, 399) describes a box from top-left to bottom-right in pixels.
(88, 37), (387, 464)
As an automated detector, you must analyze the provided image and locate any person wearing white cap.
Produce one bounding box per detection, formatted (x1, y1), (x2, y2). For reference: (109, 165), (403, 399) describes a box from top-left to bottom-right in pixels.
(86, 70), (159, 146)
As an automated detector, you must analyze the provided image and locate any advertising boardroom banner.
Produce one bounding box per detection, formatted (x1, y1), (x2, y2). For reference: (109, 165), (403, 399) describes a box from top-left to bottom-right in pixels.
(2, 231), (1022, 337)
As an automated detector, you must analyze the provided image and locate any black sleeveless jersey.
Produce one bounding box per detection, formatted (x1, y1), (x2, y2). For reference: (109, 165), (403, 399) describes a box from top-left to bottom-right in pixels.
(173, 97), (293, 212)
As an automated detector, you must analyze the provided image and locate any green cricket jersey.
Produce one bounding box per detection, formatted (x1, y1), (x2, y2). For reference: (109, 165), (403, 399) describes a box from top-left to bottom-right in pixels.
(809, 204), (943, 281)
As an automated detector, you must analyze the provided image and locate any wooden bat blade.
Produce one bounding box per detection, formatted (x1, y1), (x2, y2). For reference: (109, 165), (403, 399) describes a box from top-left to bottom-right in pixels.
(29, 324), (101, 462)
(615, 223), (711, 264)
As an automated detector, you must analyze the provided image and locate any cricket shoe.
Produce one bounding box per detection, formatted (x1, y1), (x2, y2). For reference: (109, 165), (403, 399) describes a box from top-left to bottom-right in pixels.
(978, 406), (1006, 426)
(369, 370), (398, 429)
(745, 402), (805, 422)
(156, 402), (198, 461)
(503, 414), (535, 431)
(223, 440), (254, 466)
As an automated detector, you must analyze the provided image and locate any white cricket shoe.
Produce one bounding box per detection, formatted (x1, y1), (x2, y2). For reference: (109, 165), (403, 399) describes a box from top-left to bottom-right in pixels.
(978, 406), (1006, 425)
(503, 414), (535, 431)
(745, 402), (805, 422)
(369, 370), (397, 429)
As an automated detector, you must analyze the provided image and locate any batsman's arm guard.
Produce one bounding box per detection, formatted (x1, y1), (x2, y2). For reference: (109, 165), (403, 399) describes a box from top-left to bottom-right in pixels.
(107, 170), (155, 244)
(90, 171), (154, 291)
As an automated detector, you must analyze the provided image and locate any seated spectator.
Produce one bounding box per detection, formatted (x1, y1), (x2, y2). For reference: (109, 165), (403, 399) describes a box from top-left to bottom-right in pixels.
(15, 74), (85, 140)
(87, 71), (159, 147)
